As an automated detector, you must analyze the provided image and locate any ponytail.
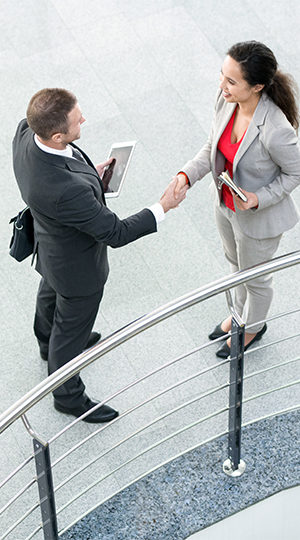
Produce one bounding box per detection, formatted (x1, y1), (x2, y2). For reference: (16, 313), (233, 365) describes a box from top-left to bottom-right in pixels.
(266, 70), (299, 130)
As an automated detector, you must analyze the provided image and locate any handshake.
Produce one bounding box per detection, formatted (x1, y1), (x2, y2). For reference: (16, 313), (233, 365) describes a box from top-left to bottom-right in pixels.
(160, 174), (189, 213)
(97, 158), (189, 214)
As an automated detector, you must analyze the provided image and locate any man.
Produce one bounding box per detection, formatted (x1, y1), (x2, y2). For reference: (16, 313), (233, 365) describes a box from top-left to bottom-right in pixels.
(12, 88), (187, 423)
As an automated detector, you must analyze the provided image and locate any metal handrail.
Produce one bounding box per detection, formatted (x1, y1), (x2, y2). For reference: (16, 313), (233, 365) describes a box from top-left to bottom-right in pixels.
(1, 250), (300, 433)
(0, 478), (36, 516)
(51, 358), (230, 467)
(245, 331), (300, 355)
(243, 380), (300, 404)
(1, 501), (40, 540)
(0, 455), (34, 490)
(57, 428), (229, 537)
(49, 344), (228, 444)
(54, 383), (229, 493)
(56, 406), (229, 517)
(244, 356), (300, 380)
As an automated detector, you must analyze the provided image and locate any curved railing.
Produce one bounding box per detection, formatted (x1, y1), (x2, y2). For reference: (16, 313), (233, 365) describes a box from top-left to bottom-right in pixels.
(0, 250), (300, 539)
(1, 250), (299, 432)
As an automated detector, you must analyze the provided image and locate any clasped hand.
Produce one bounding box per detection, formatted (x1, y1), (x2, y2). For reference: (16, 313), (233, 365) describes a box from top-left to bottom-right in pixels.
(160, 177), (188, 212)
(95, 161), (188, 211)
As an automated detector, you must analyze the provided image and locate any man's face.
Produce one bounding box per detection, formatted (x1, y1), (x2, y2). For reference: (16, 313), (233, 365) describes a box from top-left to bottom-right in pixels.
(61, 103), (86, 144)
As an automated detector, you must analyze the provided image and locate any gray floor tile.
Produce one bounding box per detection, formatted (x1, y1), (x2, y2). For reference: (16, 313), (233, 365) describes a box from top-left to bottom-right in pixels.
(1, 1), (300, 538)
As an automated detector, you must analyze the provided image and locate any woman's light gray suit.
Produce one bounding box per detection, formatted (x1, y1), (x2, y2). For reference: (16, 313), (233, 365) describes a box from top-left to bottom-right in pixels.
(182, 90), (300, 238)
(181, 90), (300, 331)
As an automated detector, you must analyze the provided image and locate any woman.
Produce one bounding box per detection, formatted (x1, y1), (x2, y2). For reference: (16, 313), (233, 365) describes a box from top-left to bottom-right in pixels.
(174, 41), (300, 358)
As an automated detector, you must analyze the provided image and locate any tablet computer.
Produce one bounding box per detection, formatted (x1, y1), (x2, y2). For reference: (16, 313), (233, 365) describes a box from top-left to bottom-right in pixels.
(104, 141), (137, 198)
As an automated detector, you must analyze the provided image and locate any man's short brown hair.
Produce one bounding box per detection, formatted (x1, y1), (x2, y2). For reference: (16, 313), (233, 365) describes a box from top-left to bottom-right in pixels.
(26, 88), (77, 140)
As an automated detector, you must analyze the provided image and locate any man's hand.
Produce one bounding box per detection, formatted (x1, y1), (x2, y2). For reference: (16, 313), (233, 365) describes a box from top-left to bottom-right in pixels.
(160, 177), (188, 213)
(96, 158), (116, 192)
(229, 188), (258, 211)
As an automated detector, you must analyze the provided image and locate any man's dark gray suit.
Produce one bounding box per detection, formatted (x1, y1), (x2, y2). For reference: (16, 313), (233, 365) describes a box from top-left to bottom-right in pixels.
(13, 119), (156, 407)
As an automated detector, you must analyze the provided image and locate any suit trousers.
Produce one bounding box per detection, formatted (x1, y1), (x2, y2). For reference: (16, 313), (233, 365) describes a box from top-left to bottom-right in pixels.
(215, 202), (282, 333)
(34, 277), (103, 407)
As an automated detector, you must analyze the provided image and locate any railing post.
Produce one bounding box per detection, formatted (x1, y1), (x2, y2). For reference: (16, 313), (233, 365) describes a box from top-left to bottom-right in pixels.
(33, 438), (58, 539)
(223, 292), (246, 477)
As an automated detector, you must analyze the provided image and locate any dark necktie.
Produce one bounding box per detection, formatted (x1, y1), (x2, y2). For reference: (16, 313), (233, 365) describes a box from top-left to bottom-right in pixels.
(72, 146), (87, 164)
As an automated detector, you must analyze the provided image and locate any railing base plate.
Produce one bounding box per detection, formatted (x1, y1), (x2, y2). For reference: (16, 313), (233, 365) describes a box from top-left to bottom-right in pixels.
(223, 459), (246, 477)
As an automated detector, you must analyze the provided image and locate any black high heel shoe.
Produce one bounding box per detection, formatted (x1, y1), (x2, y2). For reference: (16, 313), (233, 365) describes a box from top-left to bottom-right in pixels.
(216, 323), (267, 358)
(208, 323), (228, 341)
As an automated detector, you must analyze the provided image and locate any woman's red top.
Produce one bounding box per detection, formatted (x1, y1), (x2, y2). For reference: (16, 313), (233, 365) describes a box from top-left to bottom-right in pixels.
(217, 108), (246, 212)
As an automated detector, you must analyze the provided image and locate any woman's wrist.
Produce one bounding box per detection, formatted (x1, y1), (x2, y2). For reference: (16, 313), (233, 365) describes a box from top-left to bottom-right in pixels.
(177, 172), (190, 186)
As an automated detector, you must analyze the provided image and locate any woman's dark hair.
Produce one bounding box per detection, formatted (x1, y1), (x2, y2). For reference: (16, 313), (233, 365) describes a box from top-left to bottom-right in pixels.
(27, 88), (77, 139)
(227, 41), (299, 129)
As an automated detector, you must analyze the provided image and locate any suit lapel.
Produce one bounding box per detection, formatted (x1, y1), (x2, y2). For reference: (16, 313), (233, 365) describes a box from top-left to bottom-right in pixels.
(69, 143), (105, 201)
(233, 93), (269, 174)
(70, 142), (96, 170)
(232, 122), (260, 174)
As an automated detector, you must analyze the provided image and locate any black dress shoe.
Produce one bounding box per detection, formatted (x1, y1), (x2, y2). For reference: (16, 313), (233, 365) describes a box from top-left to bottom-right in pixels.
(40, 331), (101, 361)
(208, 323), (228, 341)
(216, 323), (267, 358)
(54, 395), (119, 423)
(85, 331), (101, 350)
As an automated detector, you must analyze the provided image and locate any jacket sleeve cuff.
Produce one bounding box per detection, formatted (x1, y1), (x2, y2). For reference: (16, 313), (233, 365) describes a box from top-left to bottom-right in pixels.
(177, 171), (190, 186)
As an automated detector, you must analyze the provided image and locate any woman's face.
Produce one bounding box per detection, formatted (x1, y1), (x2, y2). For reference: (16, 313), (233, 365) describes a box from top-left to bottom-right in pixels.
(219, 55), (261, 104)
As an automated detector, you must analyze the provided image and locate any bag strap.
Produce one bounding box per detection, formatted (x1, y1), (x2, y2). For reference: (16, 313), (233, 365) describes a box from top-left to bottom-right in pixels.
(9, 206), (30, 225)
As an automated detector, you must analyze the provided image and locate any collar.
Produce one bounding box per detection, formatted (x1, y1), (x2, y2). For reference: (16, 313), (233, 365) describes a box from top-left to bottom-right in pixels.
(251, 92), (270, 127)
(34, 135), (74, 158)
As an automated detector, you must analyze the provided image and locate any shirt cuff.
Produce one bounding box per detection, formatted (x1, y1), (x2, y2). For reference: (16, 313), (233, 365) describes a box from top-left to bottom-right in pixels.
(147, 202), (165, 224)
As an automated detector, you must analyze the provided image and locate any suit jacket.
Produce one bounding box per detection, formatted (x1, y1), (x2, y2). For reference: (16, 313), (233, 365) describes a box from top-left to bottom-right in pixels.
(12, 119), (156, 296)
(182, 90), (300, 239)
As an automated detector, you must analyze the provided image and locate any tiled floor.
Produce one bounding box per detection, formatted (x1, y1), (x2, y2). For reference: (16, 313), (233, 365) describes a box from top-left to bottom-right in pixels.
(1, 1), (300, 538)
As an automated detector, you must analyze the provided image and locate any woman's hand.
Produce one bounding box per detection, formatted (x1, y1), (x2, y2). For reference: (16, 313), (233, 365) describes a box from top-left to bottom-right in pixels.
(230, 188), (258, 210)
(174, 174), (189, 199)
(160, 178), (188, 212)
